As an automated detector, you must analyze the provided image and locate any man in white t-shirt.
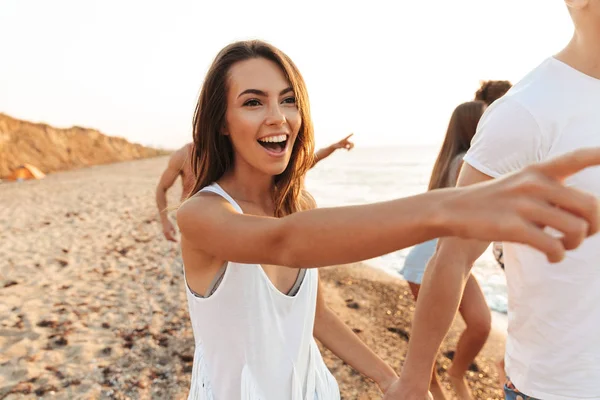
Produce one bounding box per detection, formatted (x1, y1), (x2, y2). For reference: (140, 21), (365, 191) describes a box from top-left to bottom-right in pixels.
(386, 1), (600, 399)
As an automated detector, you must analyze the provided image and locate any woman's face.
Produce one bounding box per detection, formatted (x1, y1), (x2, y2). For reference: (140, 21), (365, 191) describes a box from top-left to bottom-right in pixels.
(224, 57), (301, 177)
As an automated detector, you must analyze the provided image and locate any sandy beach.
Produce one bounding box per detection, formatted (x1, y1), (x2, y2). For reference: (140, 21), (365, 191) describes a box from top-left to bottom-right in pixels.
(0, 156), (505, 399)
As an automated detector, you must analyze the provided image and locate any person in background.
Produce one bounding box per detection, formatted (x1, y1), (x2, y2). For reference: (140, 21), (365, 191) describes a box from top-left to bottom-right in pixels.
(389, 1), (600, 399)
(401, 101), (487, 399)
(474, 80), (512, 106)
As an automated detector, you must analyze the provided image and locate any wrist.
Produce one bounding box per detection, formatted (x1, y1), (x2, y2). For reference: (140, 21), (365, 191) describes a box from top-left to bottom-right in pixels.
(396, 373), (430, 397)
(374, 366), (398, 392)
(427, 189), (461, 238)
(398, 356), (435, 395)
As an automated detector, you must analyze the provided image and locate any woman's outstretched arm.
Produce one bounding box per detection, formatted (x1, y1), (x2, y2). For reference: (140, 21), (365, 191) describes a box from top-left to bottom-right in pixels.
(177, 148), (600, 269)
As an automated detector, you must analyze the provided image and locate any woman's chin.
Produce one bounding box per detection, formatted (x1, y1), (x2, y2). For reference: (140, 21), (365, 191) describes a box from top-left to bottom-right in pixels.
(271, 166), (290, 177)
(262, 162), (290, 177)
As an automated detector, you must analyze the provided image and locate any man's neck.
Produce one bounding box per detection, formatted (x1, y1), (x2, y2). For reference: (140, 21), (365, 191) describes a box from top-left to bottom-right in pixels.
(556, 23), (600, 79)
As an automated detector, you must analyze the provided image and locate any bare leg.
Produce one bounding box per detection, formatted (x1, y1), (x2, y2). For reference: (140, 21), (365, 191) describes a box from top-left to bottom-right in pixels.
(447, 274), (492, 400)
(496, 357), (507, 389)
(408, 282), (447, 400)
(428, 377), (447, 400)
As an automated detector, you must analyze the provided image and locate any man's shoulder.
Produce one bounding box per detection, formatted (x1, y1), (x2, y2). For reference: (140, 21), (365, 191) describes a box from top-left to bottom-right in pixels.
(168, 144), (192, 169)
(464, 60), (567, 178)
(175, 143), (193, 157)
(501, 58), (575, 122)
(182, 142), (194, 153)
(173, 143), (193, 158)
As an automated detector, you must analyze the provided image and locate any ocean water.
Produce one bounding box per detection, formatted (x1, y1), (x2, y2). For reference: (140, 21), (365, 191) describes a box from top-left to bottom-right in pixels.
(305, 145), (508, 314)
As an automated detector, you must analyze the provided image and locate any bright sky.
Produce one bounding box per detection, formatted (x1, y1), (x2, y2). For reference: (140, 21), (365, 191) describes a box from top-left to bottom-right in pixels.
(0, 0), (573, 149)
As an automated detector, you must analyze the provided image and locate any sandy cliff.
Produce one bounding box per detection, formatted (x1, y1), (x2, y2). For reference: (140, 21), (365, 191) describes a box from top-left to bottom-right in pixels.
(0, 113), (168, 178)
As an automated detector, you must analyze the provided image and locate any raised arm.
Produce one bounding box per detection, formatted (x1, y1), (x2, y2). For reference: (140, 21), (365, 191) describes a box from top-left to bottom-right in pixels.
(156, 148), (187, 241)
(312, 134), (354, 167)
(177, 148), (600, 270)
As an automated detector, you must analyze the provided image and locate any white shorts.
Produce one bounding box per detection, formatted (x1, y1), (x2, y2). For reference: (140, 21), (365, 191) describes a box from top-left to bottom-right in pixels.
(402, 239), (437, 285)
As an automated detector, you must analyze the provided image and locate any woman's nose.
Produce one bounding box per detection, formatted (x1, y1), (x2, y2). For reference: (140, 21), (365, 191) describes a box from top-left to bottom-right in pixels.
(265, 104), (286, 126)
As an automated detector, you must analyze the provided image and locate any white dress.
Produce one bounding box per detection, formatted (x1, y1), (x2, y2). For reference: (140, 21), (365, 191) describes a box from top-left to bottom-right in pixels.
(184, 183), (340, 400)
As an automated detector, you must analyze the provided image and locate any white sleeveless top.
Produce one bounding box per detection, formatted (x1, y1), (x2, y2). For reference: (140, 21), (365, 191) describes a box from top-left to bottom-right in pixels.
(184, 183), (340, 400)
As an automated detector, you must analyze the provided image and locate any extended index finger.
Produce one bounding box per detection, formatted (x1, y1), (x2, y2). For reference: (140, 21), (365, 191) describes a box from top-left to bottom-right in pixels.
(534, 147), (600, 181)
(343, 133), (354, 141)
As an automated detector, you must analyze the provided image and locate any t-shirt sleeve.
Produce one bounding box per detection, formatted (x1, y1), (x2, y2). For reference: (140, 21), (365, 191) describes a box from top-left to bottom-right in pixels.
(463, 98), (546, 178)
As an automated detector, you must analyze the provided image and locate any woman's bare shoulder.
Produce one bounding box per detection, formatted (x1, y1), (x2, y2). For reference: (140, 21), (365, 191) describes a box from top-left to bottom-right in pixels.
(177, 192), (236, 232)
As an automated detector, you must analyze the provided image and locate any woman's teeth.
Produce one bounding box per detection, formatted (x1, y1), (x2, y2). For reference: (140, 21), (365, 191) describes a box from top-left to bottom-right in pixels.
(258, 134), (287, 143)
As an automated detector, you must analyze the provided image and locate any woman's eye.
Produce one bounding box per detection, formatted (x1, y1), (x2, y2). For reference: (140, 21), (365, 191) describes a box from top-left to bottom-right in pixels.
(282, 97), (296, 105)
(243, 99), (261, 107)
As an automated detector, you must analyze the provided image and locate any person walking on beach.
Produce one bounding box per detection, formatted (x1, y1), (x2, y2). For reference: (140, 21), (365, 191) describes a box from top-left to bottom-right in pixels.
(388, 1), (600, 399)
(156, 143), (195, 242)
(176, 39), (600, 400)
(402, 100), (487, 399)
(156, 136), (355, 242)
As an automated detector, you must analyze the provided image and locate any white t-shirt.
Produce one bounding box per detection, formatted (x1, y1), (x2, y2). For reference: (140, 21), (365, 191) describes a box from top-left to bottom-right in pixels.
(464, 57), (600, 400)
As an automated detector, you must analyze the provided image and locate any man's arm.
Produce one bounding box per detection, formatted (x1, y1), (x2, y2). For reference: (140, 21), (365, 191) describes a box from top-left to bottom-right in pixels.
(389, 164), (494, 399)
(312, 134), (354, 167)
(156, 149), (186, 242)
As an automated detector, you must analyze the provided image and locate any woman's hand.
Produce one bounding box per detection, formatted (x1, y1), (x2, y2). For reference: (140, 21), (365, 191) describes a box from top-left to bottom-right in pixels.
(331, 133), (355, 150)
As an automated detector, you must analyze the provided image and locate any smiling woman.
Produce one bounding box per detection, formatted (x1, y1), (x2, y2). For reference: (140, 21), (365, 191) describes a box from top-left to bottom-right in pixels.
(257, 132), (289, 154)
(189, 44), (314, 219)
(224, 59), (302, 177)
(176, 40), (600, 400)
(240, 87), (295, 155)
(180, 41), (349, 400)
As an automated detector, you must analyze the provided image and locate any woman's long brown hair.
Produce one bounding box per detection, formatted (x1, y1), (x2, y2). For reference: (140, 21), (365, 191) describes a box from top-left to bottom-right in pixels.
(428, 101), (486, 191)
(188, 40), (315, 217)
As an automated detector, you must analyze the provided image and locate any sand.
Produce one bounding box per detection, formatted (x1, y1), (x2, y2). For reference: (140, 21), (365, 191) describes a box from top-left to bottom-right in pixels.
(0, 157), (505, 399)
